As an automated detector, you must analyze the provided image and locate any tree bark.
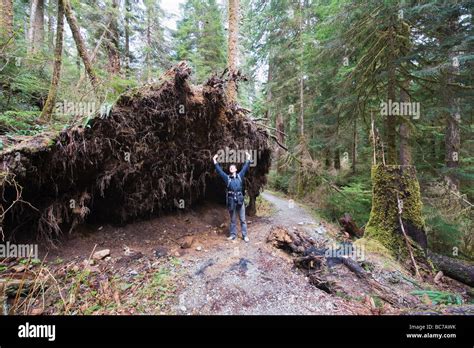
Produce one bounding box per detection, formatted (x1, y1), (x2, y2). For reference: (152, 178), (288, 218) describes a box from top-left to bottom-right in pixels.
(75, 24), (108, 89)
(0, 0), (13, 41)
(105, 0), (120, 75)
(385, 23), (398, 165)
(28, 0), (45, 54)
(399, 82), (412, 165)
(61, 0), (98, 90)
(265, 49), (272, 125)
(444, 50), (461, 191)
(28, 0), (39, 50)
(124, 0), (131, 77)
(227, 0), (239, 103)
(334, 110), (340, 170)
(145, 4), (151, 82)
(399, 122), (411, 166)
(40, 0), (64, 121)
(299, 73), (304, 138)
(47, 0), (54, 51)
(351, 116), (357, 173)
(298, 0), (305, 139)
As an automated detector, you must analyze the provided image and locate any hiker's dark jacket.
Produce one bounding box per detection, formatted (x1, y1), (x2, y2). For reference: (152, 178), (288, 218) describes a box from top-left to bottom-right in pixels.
(214, 160), (251, 193)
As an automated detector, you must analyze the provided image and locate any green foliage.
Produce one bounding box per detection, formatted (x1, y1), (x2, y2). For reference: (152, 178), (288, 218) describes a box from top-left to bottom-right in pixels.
(174, 0), (227, 82)
(267, 170), (293, 194)
(0, 111), (43, 135)
(425, 205), (463, 255)
(411, 290), (463, 306)
(322, 182), (372, 226)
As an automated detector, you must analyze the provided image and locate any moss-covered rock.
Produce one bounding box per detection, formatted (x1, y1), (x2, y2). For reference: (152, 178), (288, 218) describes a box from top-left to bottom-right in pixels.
(365, 165), (427, 261)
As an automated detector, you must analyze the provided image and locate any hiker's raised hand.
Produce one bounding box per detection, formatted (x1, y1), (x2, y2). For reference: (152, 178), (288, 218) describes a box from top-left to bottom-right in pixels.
(245, 151), (251, 161)
(213, 154), (218, 164)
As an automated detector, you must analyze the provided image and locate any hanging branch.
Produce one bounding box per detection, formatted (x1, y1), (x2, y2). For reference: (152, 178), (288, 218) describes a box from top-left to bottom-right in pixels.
(255, 121), (288, 137)
(256, 129), (288, 151)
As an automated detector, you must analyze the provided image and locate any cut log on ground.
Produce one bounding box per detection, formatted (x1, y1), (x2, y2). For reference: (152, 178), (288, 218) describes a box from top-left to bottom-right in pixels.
(0, 62), (272, 242)
(428, 251), (474, 287)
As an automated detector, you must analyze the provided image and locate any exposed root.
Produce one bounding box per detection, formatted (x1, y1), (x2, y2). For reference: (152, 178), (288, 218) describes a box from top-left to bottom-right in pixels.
(0, 62), (272, 242)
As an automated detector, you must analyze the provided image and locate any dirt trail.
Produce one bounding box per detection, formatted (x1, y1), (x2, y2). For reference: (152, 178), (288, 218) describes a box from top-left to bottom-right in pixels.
(173, 191), (357, 314)
(7, 190), (470, 315)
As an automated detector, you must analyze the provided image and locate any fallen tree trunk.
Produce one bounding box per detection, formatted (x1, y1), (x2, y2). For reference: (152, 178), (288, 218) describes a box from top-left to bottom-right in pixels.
(0, 62), (271, 242)
(266, 226), (404, 305)
(267, 226), (366, 277)
(428, 251), (474, 287)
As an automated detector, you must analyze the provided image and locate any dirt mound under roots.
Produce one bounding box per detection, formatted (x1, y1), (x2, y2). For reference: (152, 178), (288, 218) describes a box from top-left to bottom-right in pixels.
(0, 62), (272, 243)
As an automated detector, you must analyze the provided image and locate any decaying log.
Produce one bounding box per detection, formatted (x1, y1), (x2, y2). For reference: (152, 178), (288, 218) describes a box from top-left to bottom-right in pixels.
(267, 225), (317, 254)
(294, 255), (324, 270)
(266, 225), (409, 305)
(340, 257), (367, 278)
(267, 226), (367, 278)
(428, 251), (474, 287)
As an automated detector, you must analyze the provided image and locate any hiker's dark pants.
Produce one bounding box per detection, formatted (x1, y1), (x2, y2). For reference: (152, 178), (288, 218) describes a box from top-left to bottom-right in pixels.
(229, 203), (247, 238)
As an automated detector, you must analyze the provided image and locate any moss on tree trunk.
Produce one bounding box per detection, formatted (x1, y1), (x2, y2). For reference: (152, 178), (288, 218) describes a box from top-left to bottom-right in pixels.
(365, 165), (427, 260)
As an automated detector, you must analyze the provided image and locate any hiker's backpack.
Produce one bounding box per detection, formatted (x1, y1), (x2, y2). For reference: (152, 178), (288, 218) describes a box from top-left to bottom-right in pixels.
(227, 174), (245, 196)
(226, 174), (246, 208)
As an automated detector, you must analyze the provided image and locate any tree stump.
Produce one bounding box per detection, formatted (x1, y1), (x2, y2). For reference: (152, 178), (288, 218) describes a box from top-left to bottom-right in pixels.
(365, 165), (427, 260)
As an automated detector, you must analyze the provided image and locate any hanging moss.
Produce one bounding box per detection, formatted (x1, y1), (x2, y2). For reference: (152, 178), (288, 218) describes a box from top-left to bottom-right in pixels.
(365, 165), (427, 261)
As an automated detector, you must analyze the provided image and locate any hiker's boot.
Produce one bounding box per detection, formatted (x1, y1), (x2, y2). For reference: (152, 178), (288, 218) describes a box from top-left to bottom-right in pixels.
(243, 236), (250, 243)
(227, 235), (236, 241)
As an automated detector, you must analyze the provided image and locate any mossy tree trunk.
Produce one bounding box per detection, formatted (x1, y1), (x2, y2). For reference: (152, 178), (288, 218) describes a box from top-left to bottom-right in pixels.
(0, 0), (13, 42)
(365, 165), (427, 261)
